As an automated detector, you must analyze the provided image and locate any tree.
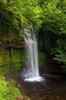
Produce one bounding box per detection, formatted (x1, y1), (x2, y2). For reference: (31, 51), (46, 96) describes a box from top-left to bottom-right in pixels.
(38, 0), (66, 67)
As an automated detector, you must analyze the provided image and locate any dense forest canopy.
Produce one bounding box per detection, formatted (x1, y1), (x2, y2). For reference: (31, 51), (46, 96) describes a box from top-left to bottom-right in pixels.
(38, 0), (66, 68)
(0, 0), (66, 67)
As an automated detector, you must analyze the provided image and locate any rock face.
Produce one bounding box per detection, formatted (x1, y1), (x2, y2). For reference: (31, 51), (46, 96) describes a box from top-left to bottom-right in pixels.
(0, 45), (25, 71)
(0, 32), (25, 68)
(0, 48), (25, 65)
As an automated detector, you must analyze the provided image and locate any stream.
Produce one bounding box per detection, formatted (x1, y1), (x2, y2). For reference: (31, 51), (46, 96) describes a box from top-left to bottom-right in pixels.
(19, 73), (66, 100)
(8, 70), (66, 100)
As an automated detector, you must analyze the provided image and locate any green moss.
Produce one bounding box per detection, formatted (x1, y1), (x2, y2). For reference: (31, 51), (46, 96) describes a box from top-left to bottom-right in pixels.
(0, 48), (10, 65)
(0, 65), (10, 76)
(10, 79), (16, 85)
(0, 47), (26, 65)
(12, 49), (26, 69)
(0, 47), (26, 74)
(39, 52), (46, 66)
(0, 57), (3, 65)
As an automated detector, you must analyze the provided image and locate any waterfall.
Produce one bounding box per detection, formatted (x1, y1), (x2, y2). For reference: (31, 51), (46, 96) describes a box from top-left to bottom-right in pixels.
(22, 26), (42, 82)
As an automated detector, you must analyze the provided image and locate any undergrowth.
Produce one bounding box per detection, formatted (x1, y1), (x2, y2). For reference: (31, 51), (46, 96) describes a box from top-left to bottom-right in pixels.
(0, 76), (22, 100)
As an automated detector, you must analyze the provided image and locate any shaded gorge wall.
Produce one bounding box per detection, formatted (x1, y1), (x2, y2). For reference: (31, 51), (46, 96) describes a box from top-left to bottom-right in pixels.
(0, 46), (26, 75)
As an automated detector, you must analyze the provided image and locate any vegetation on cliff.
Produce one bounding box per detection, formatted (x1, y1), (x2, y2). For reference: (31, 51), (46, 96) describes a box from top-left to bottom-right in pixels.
(0, 0), (66, 99)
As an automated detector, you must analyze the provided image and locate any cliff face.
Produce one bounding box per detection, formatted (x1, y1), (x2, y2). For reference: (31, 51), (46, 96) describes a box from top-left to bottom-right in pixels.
(0, 32), (25, 71)
(0, 46), (26, 71)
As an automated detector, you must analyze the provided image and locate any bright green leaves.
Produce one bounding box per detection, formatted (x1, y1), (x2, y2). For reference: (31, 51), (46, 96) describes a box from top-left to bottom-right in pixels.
(15, 0), (42, 27)
(0, 0), (65, 33)
(0, 0), (7, 4)
(0, 0), (43, 33)
(0, 76), (21, 100)
(40, 0), (66, 35)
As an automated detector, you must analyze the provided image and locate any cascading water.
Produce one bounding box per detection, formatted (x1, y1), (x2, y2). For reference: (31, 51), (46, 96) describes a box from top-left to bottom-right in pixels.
(22, 26), (42, 82)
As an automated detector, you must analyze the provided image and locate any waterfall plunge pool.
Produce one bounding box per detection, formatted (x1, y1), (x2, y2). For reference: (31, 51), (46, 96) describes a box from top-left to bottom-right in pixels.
(24, 76), (43, 82)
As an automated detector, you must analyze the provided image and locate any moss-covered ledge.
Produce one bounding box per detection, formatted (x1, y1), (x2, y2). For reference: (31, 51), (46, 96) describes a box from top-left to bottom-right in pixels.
(0, 47), (26, 75)
(0, 41), (24, 48)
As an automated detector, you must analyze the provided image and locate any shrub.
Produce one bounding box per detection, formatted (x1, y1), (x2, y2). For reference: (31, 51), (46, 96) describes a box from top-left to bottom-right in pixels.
(0, 76), (22, 100)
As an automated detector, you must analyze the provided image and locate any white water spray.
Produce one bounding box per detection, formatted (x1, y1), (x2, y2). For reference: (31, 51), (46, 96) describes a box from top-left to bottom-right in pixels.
(23, 26), (42, 82)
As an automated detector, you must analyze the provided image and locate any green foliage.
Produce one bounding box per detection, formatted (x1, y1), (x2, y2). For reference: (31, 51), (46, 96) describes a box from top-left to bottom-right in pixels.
(12, 49), (26, 70)
(0, 76), (21, 100)
(28, 98), (30, 100)
(53, 49), (66, 63)
(50, 37), (66, 68)
(0, 0), (66, 69)
(10, 79), (16, 85)
(41, 0), (66, 35)
(0, 48), (10, 66)
(0, 48), (26, 66)
(38, 0), (66, 68)
(39, 52), (46, 66)
(52, 38), (66, 65)
(0, 65), (10, 76)
(0, 0), (42, 33)
(0, 48), (26, 75)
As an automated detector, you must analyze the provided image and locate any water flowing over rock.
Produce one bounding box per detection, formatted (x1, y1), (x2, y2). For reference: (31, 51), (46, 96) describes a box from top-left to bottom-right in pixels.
(22, 26), (42, 82)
